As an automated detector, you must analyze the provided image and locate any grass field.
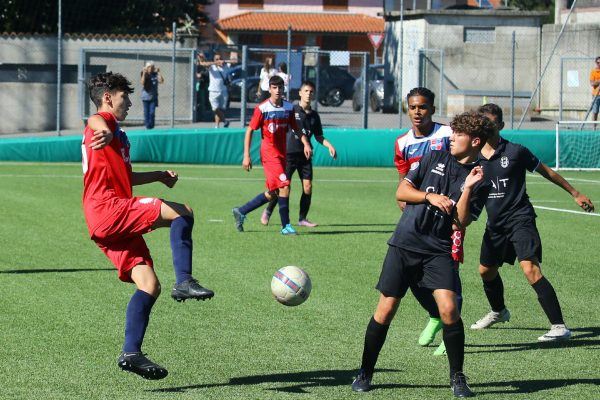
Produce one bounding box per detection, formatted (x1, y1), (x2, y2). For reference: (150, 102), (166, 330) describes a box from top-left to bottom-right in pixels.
(1, 162), (599, 400)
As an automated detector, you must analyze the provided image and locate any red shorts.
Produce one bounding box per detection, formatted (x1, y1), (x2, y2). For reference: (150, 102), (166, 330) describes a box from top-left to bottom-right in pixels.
(262, 155), (290, 191)
(91, 196), (162, 282)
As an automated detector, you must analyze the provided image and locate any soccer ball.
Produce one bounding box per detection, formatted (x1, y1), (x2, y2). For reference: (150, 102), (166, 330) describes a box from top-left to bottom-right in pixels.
(271, 266), (312, 306)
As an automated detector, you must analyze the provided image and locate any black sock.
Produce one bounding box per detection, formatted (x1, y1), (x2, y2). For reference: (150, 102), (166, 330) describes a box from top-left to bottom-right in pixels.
(532, 276), (565, 325)
(443, 319), (465, 379)
(360, 317), (390, 377)
(265, 197), (277, 215)
(299, 192), (312, 221)
(410, 284), (440, 319)
(483, 274), (506, 312)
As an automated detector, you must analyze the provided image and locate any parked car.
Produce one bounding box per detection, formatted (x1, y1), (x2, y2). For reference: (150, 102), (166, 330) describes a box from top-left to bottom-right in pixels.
(352, 64), (385, 112)
(226, 62), (262, 103)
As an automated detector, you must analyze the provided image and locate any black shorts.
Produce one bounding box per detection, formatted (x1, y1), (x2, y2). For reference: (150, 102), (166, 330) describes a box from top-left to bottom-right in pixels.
(376, 245), (458, 298)
(480, 219), (542, 267)
(286, 152), (313, 181)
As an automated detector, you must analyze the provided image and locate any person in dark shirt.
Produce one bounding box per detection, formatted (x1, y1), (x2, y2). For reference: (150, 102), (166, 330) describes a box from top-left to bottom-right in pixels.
(470, 103), (595, 341)
(351, 112), (495, 398)
(260, 80), (337, 227)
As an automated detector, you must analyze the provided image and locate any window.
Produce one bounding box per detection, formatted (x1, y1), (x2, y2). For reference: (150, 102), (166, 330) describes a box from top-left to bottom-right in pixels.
(323, 0), (348, 11)
(238, 0), (263, 8)
(464, 27), (495, 44)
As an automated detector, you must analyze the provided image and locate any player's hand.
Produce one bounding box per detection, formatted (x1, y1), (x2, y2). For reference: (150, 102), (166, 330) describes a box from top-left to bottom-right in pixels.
(89, 129), (113, 150)
(303, 145), (312, 160)
(243, 156), (252, 172)
(398, 200), (406, 211)
(464, 166), (484, 189)
(328, 145), (337, 160)
(575, 193), (595, 212)
(426, 193), (454, 215)
(161, 170), (178, 188)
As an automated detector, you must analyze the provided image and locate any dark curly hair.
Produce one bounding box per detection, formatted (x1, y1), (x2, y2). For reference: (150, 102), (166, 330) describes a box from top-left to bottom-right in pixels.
(406, 87), (435, 107)
(450, 111), (495, 146)
(88, 72), (134, 108)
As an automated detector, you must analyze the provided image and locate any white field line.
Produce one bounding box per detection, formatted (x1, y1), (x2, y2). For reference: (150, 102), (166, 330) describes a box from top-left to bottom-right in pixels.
(533, 205), (600, 217)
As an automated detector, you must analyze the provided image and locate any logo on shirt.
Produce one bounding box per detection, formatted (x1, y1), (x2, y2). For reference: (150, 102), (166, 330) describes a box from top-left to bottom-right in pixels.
(410, 161), (420, 170)
(409, 148), (418, 155)
(279, 173), (288, 182)
(431, 163), (446, 176)
(500, 156), (509, 168)
(430, 138), (444, 151)
(268, 122), (276, 133)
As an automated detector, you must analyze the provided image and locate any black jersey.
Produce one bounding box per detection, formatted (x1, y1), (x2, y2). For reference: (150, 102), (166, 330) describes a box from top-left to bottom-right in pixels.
(287, 104), (323, 154)
(388, 151), (488, 255)
(478, 137), (540, 229)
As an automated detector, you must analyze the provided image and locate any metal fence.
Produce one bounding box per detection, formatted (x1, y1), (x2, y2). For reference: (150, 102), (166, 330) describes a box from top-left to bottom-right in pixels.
(559, 56), (597, 121)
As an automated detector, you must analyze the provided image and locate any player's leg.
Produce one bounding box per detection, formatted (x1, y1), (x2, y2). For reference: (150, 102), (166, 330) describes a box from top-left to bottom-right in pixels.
(352, 245), (409, 392)
(298, 158), (318, 227)
(471, 229), (511, 329)
(434, 265), (462, 356)
(233, 190), (276, 232)
(263, 156), (296, 226)
(520, 259), (570, 341)
(277, 184), (297, 235)
(153, 200), (214, 301)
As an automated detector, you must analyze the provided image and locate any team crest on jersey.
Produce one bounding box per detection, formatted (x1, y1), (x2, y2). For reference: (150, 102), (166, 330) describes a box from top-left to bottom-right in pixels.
(430, 138), (443, 151)
(268, 122), (276, 133)
(279, 173), (287, 181)
(410, 161), (420, 171)
(500, 156), (509, 168)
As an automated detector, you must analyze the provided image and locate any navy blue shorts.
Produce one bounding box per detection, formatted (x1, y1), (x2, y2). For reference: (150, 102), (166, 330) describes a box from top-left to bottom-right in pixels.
(480, 219), (542, 267)
(376, 245), (458, 298)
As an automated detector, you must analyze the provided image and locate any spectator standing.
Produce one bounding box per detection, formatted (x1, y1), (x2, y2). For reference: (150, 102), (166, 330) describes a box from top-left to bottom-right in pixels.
(277, 62), (291, 99)
(257, 57), (276, 102)
(589, 56), (600, 123)
(195, 53), (210, 122)
(206, 53), (235, 128)
(140, 61), (164, 129)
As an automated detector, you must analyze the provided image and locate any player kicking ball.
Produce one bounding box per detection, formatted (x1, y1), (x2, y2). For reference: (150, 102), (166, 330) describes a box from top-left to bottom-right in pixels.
(82, 72), (214, 380)
(352, 112), (495, 397)
(470, 104), (595, 341)
(232, 75), (312, 235)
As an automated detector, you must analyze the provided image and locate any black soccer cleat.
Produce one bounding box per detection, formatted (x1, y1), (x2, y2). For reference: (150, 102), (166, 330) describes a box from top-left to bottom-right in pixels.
(232, 207), (246, 232)
(171, 278), (214, 302)
(117, 352), (168, 380)
(451, 372), (475, 398)
(351, 369), (372, 392)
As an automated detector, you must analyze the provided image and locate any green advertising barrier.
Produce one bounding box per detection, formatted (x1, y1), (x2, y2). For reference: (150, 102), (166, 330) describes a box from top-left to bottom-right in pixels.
(0, 128), (569, 167)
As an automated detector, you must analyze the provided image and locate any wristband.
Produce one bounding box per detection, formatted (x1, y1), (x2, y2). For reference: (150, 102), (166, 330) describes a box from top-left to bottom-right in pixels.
(424, 192), (430, 202)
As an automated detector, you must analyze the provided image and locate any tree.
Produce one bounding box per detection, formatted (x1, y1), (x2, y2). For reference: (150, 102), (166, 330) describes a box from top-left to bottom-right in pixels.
(0, 0), (211, 35)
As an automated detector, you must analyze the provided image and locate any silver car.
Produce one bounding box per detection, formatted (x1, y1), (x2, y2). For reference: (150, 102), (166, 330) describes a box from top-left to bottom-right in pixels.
(352, 64), (385, 112)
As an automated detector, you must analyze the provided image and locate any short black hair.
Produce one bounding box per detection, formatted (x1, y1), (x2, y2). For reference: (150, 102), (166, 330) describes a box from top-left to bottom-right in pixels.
(300, 80), (315, 90)
(478, 103), (504, 124)
(88, 72), (134, 108)
(450, 111), (495, 146)
(406, 87), (435, 107)
(269, 75), (284, 87)
(278, 62), (287, 74)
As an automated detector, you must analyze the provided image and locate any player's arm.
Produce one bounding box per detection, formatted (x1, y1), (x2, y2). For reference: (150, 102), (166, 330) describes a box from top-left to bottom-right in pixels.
(396, 179), (454, 215)
(535, 162), (595, 212)
(396, 172), (407, 210)
(455, 166), (485, 228)
(300, 134), (313, 160)
(291, 112), (312, 160)
(312, 113), (336, 159)
(86, 114), (114, 150)
(131, 170), (178, 188)
(242, 126), (254, 171)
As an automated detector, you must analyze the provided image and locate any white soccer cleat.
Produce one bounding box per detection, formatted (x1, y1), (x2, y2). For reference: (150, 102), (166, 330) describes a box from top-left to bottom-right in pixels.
(538, 324), (572, 342)
(470, 308), (511, 330)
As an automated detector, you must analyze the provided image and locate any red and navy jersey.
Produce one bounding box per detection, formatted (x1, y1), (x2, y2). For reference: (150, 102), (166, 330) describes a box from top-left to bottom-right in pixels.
(388, 151), (488, 255)
(394, 123), (452, 175)
(81, 112), (133, 237)
(249, 99), (299, 159)
(478, 137), (540, 229)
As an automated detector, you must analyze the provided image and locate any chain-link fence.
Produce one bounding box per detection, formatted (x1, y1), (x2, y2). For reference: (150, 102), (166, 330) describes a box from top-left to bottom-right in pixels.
(558, 56), (596, 121)
(80, 48), (196, 126)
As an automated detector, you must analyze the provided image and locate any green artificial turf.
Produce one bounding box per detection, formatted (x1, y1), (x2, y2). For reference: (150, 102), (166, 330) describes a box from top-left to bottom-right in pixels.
(0, 162), (599, 399)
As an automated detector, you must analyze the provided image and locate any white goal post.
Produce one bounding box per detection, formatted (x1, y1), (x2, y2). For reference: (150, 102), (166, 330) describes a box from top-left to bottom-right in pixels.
(555, 121), (600, 170)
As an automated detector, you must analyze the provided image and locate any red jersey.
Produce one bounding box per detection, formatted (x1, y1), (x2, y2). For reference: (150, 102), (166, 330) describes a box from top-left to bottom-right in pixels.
(249, 99), (299, 160)
(81, 112), (133, 237)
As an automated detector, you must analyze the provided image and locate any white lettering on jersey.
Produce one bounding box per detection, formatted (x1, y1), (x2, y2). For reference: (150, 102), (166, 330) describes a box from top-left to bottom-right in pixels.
(488, 177), (509, 199)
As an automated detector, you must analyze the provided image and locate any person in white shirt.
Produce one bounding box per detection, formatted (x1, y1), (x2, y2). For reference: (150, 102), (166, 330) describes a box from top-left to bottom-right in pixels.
(204, 53), (235, 128)
(277, 62), (291, 99)
(257, 57), (276, 102)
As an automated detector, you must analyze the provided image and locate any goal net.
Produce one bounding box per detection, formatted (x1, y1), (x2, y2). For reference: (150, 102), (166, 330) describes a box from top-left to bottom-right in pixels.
(555, 121), (600, 170)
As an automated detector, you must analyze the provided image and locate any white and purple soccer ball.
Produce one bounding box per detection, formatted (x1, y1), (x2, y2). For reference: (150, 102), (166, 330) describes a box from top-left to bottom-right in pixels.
(271, 266), (312, 306)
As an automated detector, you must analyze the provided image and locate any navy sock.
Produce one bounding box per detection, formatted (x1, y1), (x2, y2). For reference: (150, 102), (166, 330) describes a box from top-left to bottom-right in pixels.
(170, 215), (194, 284)
(483, 274), (506, 312)
(239, 193), (269, 215)
(299, 192), (312, 221)
(278, 196), (290, 227)
(361, 317), (390, 377)
(266, 197), (278, 215)
(443, 319), (465, 379)
(532, 276), (565, 325)
(123, 290), (156, 353)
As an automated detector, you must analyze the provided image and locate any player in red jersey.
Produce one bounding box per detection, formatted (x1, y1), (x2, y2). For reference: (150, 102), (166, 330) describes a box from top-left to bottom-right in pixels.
(82, 72), (213, 380)
(232, 75), (312, 235)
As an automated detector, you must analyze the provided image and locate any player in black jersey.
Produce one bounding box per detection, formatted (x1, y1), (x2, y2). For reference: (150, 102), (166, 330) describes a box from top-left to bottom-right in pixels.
(351, 112), (495, 398)
(470, 103), (595, 341)
(261, 80), (337, 227)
